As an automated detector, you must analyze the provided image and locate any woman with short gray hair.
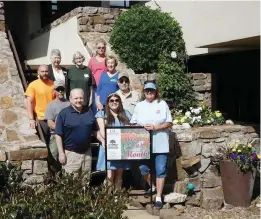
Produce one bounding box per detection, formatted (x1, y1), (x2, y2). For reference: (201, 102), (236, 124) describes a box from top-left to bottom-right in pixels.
(66, 51), (96, 107)
(48, 49), (67, 83)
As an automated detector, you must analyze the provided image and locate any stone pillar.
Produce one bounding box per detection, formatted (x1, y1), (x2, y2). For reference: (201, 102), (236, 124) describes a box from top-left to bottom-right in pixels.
(0, 1), (49, 186)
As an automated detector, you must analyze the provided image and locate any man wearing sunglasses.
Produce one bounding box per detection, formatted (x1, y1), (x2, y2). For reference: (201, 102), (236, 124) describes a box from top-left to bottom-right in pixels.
(116, 72), (141, 115)
(44, 80), (70, 172)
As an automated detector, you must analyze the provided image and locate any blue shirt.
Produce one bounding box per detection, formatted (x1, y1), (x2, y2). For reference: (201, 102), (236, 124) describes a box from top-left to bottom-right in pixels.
(97, 72), (119, 105)
(55, 105), (96, 152)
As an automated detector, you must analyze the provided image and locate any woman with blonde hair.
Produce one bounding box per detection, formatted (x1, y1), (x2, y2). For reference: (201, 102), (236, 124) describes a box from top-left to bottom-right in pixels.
(96, 55), (120, 110)
(88, 39), (107, 113)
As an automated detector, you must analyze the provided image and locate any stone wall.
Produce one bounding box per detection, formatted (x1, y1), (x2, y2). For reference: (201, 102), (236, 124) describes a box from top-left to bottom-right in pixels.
(172, 125), (260, 210)
(0, 2), (48, 185)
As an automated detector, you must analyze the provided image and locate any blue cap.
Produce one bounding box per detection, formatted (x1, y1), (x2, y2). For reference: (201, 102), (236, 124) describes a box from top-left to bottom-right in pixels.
(144, 82), (156, 90)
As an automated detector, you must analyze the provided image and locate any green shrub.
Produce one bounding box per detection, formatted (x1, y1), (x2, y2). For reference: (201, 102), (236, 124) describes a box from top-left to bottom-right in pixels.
(156, 55), (197, 110)
(110, 5), (187, 73)
(0, 168), (129, 219)
(110, 6), (197, 110)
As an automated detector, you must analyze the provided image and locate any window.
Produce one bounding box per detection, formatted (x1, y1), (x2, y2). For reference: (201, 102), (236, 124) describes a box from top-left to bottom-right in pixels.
(110, 0), (130, 8)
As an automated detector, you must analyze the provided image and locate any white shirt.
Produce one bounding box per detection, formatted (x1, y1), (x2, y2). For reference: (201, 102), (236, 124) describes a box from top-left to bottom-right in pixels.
(52, 67), (65, 83)
(130, 99), (172, 153)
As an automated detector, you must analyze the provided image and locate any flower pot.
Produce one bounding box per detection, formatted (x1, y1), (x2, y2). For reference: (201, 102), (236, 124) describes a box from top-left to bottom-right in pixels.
(220, 160), (256, 207)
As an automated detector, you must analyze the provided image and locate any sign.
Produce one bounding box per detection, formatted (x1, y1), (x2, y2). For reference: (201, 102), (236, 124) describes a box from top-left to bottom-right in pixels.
(106, 127), (151, 160)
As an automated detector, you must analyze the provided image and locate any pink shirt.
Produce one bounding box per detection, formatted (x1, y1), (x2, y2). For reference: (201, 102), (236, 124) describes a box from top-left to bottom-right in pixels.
(88, 57), (107, 86)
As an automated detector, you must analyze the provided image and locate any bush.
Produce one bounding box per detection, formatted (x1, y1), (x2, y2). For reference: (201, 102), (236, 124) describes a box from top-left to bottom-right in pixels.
(110, 6), (196, 110)
(0, 167), (129, 219)
(110, 5), (187, 73)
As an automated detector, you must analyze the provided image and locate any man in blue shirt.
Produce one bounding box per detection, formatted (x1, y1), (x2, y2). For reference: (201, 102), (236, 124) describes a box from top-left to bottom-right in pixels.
(55, 88), (104, 174)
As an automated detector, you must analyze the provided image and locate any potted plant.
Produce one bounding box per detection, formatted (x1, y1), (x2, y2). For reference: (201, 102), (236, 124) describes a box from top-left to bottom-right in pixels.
(220, 143), (260, 207)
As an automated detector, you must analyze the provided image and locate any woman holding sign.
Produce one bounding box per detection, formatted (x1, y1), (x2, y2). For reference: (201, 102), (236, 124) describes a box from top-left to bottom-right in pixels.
(130, 82), (173, 210)
(96, 93), (131, 190)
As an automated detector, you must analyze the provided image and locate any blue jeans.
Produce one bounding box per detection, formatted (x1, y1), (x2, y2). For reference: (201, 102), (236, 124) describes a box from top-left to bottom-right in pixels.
(139, 153), (168, 178)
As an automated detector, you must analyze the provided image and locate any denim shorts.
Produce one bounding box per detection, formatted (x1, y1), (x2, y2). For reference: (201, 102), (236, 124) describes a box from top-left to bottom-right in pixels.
(139, 153), (168, 178)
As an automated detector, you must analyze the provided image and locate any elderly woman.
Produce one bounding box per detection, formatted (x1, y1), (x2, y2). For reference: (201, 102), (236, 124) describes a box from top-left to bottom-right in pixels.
(96, 55), (120, 110)
(48, 49), (67, 83)
(88, 39), (107, 113)
(88, 39), (107, 86)
(96, 93), (131, 189)
(130, 82), (173, 209)
(66, 51), (96, 107)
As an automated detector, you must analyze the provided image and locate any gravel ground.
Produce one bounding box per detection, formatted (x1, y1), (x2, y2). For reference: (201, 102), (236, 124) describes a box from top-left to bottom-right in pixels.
(184, 206), (260, 219)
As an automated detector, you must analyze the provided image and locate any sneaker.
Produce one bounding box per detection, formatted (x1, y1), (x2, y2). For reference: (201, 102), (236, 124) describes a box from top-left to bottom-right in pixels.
(154, 201), (163, 210)
(144, 187), (156, 198)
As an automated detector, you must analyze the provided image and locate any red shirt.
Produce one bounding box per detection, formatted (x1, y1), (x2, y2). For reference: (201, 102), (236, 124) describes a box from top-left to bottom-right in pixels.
(88, 57), (107, 86)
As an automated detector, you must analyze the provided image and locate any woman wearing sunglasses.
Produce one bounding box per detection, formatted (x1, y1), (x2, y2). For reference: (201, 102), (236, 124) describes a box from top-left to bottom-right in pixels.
(96, 93), (131, 189)
(88, 39), (107, 113)
(130, 82), (173, 209)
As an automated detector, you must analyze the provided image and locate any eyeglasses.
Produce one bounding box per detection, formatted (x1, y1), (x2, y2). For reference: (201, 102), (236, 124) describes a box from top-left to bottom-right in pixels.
(109, 99), (119, 103)
(119, 78), (130, 84)
(56, 87), (65, 92)
(98, 47), (105, 50)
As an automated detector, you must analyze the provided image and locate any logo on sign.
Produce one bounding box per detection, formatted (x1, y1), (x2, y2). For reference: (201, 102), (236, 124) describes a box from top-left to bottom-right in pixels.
(108, 139), (118, 149)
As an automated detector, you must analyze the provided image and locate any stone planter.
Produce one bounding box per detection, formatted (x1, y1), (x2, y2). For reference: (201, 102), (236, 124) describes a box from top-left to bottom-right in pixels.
(220, 160), (256, 207)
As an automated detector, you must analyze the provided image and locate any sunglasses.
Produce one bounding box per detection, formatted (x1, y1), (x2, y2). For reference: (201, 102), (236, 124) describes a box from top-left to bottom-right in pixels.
(109, 99), (119, 103)
(98, 47), (105, 49)
(56, 87), (65, 92)
(119, 78), (130, 84)
(144, 89), (155, 93)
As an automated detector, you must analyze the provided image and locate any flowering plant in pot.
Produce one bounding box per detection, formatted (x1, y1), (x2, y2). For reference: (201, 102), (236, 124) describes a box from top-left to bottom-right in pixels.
(220, 143), (260, 207)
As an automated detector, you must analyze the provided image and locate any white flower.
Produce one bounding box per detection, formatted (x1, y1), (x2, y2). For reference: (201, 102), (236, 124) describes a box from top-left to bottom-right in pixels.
(178, 110), (182, 113)
(190, 107), (193, 110)
(193, 108), (200, 115)
(173, 119), (178, 125)
(185, 111), (191, 118)
(198, 107), (202, 112)
(207, 120), (210, 124)
(171, 51), (177, 58)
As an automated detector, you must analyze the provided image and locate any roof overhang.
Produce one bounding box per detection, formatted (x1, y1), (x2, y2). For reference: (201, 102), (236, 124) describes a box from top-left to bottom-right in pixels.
(196, 35), (260, 49)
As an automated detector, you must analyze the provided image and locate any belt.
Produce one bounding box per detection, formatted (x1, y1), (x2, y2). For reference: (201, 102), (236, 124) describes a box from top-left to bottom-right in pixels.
(64, 147), (89, 154)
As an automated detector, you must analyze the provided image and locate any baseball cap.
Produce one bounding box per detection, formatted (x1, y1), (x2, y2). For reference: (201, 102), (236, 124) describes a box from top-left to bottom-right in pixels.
(54, 80), (65, 89)
(118, 72), (129, 80)
(144, 82), (156, 90)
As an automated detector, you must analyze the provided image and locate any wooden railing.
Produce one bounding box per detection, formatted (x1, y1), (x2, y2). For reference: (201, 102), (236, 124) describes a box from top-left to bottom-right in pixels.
(6, 25), (46, 144)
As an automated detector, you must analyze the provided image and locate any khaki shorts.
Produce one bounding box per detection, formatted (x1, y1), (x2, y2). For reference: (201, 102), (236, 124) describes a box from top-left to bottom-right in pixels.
(63, 148), (92, 175)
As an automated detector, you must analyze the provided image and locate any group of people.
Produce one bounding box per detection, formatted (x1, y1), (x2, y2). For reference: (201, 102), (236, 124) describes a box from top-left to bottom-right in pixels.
(24, 39), (173, 209)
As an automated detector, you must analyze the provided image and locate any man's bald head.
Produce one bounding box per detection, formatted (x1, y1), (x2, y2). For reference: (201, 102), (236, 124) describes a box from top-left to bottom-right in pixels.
(37, 65), (49, 81)
(70, 88), (84, 110)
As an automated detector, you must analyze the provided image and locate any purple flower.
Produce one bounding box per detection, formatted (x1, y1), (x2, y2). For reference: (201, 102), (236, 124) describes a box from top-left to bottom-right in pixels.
(229, 153), (237, 159)
(240, 154), (246, 161)
(252, 153), (257, 161)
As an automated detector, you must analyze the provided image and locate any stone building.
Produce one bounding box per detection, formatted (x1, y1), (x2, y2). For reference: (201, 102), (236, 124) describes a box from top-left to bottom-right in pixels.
(0, 1), (260, 210)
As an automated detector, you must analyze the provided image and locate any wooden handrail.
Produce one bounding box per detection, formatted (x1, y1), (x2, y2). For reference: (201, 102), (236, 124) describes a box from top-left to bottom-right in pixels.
(6, 25), (46, 144)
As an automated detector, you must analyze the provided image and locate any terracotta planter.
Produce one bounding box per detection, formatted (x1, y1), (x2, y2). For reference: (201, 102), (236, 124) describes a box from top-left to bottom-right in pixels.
(220, 160), (256, 207)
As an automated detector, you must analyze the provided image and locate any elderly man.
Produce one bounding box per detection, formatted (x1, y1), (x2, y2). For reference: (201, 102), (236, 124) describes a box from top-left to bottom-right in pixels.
(116, 72), (141, 115)
(48, 49), (67, 83)
(55, 88), (104, 174)
(25, 65), (54, 144)
(44, 80), (70, 172)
